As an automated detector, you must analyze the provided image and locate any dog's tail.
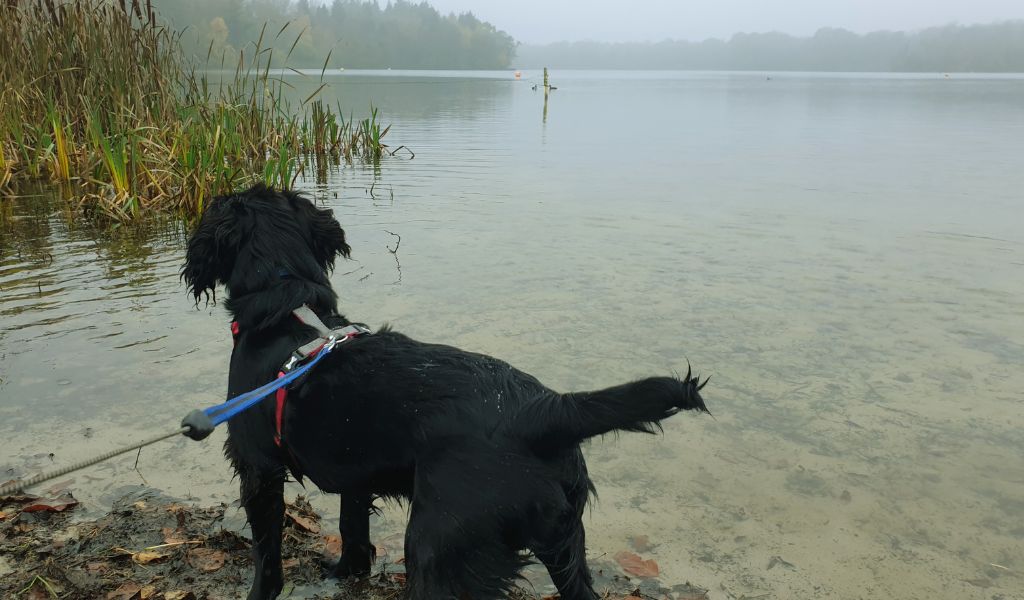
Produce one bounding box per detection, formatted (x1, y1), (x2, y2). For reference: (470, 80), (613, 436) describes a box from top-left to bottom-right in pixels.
(504, 366), (710, 452)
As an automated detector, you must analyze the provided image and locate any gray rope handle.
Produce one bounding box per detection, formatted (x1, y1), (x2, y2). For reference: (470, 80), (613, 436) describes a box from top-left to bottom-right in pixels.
(0, 426), (190, 497)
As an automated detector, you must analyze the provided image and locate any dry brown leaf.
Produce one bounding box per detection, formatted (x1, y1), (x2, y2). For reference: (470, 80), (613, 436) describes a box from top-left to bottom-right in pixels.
(86, 561), (111, 574)
(282, 558), (300, 570)
(106, 582), (142, 600)
(161, 527), (189, 545)
(22, 495), (79, 513)
(629, 534), (652, 552)
(285, 510), (321, 534)
(139, 585), (158, 599)
(188, 547), (227, 572)
(614, 550), (660, 578)
(132, 550), (169, 565)
(162, 592), (197, 600)
(322, 534), (342, 557)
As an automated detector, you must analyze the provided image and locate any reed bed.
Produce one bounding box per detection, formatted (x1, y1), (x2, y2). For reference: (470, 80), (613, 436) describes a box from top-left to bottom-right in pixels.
(0, 0), (394, 220)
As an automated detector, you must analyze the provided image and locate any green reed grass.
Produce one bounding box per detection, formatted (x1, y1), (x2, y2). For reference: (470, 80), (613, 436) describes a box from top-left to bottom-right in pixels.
(0, 0), (394, 220)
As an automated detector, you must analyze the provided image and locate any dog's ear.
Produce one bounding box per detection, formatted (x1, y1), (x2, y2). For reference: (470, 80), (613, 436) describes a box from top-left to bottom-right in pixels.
(288, 191), (351, 270)
(181, 194), (245, 303)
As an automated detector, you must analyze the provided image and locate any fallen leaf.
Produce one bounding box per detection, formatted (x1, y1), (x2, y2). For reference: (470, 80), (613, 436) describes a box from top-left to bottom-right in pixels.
(285, 510), (320, 534)
(0, 511), (9, 521)
(86, 561), (111, 574)
(22, 495), (79, 513)
(322, 534), (342, 557)
(163, 592), (196, 600)
(107, 582), (142, 600)
(629, 534), (652, 552)
(614, 550), (660, 578)
(0, 481), (36, 503)
(139, 585), (158, 599)
(282, 558), (300, 570)
(188, 547), (227, 572)
(161, 527), (189, 545)
(132, 550), (169, 565)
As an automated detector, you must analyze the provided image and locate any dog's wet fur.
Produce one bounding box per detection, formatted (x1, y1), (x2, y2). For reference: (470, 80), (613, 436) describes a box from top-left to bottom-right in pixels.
(182, 185), (709, 600)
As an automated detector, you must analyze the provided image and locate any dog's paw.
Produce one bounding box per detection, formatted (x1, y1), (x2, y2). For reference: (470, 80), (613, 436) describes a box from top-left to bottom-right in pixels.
(246, 577), (283, 600)
(328, 544), (376, 579)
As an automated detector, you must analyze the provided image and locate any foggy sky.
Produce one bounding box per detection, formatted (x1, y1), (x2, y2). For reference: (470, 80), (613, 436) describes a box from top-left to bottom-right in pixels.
(422, 0), (1024, 44)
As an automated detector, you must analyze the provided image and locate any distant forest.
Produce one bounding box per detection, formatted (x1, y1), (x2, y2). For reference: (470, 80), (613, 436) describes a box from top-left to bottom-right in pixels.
(516, 22), (1024, 72)
(152, 0), (516, 69)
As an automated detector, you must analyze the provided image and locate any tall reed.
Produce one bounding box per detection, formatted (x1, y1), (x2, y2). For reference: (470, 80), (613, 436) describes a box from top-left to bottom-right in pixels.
(0, 0), (394, 220)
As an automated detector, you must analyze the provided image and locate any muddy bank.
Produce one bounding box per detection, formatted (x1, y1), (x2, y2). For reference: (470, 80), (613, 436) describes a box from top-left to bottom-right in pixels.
(0, 485), (708, 600)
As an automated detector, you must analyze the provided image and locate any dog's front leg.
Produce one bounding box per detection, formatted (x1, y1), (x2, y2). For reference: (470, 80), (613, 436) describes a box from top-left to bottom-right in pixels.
(331, 489), (376, 578)
(242, 471), (286, 600)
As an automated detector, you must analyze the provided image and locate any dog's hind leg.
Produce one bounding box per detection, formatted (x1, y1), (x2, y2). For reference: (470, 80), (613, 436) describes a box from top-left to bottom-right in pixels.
(330, 489), (375, 578)
(404, 499), (522, 600)
(531, 456), (598, 600)
(533, 519), (597, 600)
(404, 448), (525, 600)
(240, 468), (287, 600)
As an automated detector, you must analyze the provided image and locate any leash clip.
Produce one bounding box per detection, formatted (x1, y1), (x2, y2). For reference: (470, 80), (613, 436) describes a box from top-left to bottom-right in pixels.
(281, 350), (305, 373)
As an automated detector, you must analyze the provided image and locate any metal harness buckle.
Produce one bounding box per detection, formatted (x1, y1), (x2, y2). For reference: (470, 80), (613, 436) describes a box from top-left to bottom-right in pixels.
(279, 316), (371, 374)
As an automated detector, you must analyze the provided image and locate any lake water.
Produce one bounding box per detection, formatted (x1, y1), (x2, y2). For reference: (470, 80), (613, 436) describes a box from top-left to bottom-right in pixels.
(2, 70), (1023, 599)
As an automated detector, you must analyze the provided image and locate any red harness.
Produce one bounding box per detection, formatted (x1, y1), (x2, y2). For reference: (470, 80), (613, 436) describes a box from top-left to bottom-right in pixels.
(229, 311), (369, 448)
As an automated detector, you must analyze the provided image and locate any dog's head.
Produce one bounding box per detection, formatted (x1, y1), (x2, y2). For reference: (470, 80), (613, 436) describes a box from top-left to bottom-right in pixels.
(182, 184), (350, 305)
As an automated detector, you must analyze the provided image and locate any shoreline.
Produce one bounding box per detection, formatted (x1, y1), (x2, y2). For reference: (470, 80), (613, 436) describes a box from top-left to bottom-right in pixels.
(0, 484), (707, 600)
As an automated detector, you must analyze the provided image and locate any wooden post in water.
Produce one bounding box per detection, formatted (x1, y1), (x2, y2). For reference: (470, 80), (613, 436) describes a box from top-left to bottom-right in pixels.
(542, 67), (550, 122)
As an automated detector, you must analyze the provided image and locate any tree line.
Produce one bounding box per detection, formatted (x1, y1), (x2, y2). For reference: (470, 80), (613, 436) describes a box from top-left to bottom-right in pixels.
(515, 21), (1024, 72)
(153, 0), (516, 69)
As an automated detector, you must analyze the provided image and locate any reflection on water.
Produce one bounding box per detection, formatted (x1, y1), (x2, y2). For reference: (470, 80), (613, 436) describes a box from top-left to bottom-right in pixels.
(2, 71), (1023, 599)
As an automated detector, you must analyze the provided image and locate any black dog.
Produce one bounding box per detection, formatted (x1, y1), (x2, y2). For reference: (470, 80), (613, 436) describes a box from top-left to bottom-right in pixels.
(182, 185), (709, 600)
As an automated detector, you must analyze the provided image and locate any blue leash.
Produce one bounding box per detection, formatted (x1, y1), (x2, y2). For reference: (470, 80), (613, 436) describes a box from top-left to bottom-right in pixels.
(182, 315), (371, 441)
(180, 346), (332, 440)
(0, 352), (334, 496)
(0, 311), (368, 496)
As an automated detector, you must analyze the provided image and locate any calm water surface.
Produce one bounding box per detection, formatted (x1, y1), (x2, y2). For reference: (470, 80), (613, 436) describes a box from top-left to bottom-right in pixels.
(2, 71), (1022, 599)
